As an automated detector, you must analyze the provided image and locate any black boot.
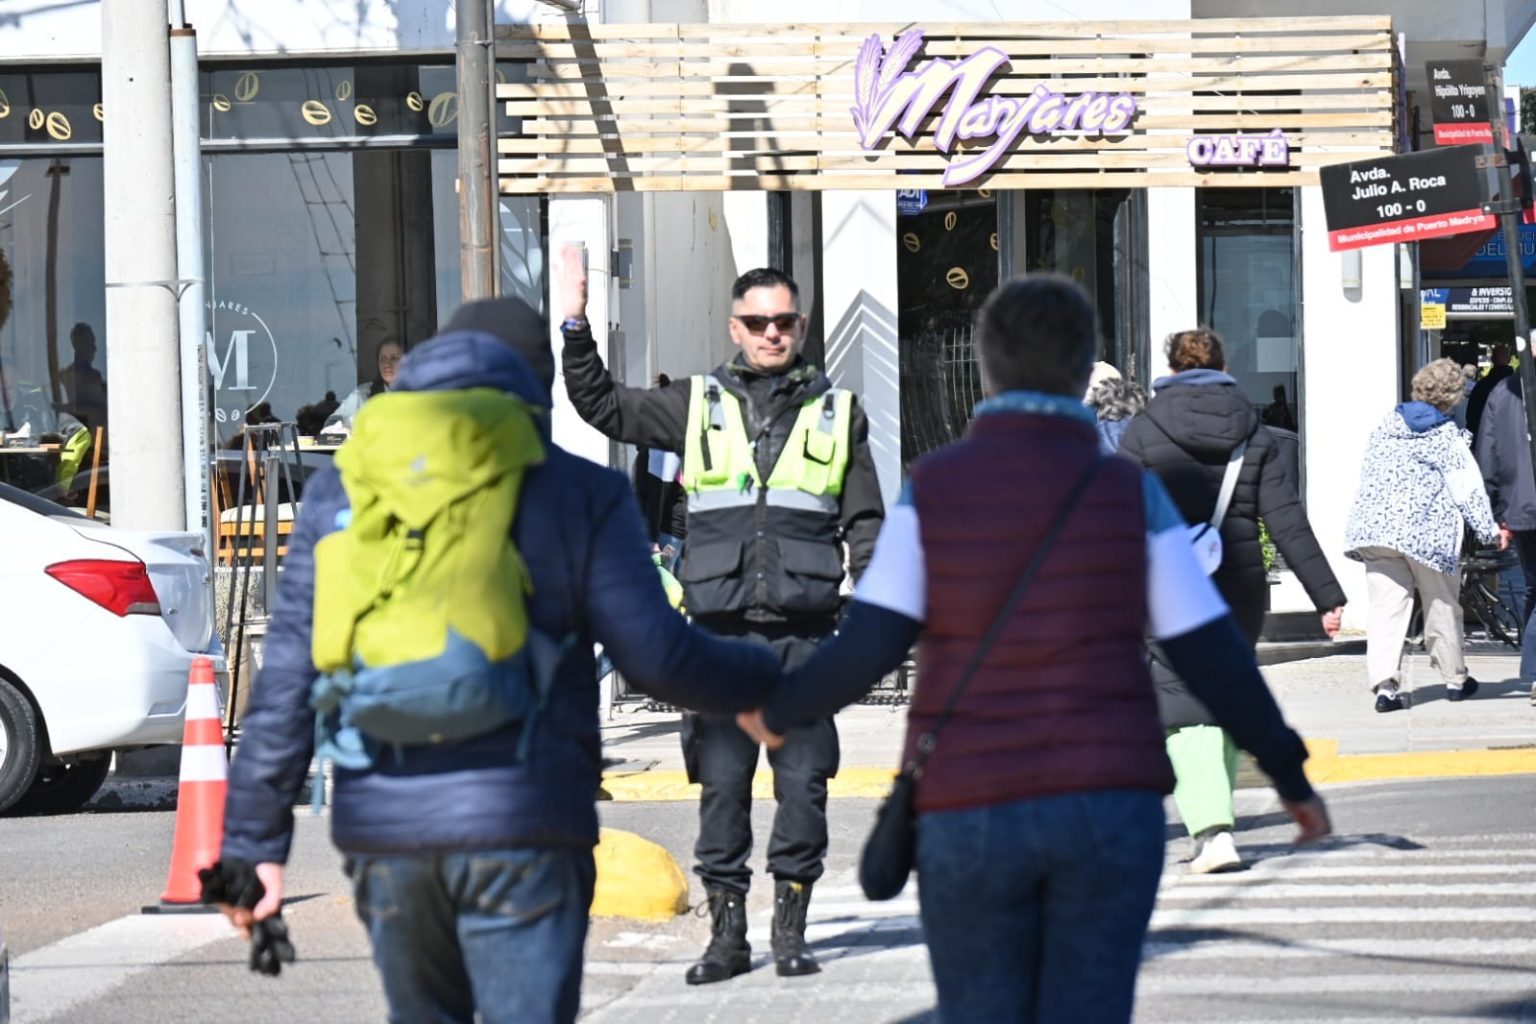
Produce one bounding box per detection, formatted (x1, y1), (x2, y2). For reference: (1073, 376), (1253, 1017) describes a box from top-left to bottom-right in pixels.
(684, 888), (752, 985)
(770, 879), (821, 977)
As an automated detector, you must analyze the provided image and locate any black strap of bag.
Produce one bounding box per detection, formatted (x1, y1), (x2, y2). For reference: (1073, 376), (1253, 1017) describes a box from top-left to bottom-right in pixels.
(905, 456), (1104, 779)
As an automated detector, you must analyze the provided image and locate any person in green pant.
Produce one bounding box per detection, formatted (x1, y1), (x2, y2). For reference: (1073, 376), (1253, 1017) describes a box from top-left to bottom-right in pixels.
(1119, 328), (1345, 873)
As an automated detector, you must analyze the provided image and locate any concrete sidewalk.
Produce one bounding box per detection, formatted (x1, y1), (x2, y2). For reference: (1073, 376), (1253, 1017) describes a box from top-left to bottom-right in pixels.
(598, 640), (1536, 798)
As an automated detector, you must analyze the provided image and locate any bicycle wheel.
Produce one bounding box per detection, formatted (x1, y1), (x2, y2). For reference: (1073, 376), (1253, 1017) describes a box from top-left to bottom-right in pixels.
(1472, 580), (1523, 648)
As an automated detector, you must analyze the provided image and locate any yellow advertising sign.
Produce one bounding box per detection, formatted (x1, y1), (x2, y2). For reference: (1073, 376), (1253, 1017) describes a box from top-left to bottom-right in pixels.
(1421, 302), (1447, 330)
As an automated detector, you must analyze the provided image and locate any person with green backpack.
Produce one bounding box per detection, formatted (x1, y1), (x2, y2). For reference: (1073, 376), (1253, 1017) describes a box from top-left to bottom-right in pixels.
(205, 297), (782, 1024)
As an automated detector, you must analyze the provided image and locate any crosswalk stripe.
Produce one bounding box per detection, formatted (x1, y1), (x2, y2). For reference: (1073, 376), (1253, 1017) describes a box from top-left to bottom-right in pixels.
(10, 914), (233, 1024)
(1167, 861), (1536, 881)
(1156, 881), (1536, 899)
(1138, 972), (1536, 995)
(1150, 906), (1533, 926)
(1142, 937), (1536, 960)
(584, 961), (665, 976)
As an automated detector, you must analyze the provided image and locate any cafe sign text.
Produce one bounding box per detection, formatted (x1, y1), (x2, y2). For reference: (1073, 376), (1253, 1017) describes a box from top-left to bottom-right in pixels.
(850, 28), (1140, 186)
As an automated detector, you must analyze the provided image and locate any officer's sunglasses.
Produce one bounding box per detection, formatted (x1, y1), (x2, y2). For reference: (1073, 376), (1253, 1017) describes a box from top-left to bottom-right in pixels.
(733, 313), (802, 334)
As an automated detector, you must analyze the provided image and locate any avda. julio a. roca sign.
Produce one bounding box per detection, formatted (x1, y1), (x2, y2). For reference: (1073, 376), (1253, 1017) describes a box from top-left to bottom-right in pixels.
(1320, 145), (1494, 251)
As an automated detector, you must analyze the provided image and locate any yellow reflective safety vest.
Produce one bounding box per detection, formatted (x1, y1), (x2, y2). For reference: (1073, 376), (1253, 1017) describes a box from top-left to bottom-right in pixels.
(678, 373), (853, 619)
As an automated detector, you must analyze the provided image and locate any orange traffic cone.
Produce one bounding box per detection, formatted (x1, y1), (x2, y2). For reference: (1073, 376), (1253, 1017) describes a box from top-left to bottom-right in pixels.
(154, 656), (228, 909)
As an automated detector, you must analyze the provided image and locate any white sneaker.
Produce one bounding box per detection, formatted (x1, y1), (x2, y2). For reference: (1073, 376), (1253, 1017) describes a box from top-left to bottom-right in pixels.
(1190, 830), (1244, 874)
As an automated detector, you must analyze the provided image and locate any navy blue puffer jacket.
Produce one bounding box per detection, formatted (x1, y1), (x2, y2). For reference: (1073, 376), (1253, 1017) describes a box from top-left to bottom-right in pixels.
(222, 331), (779, 863)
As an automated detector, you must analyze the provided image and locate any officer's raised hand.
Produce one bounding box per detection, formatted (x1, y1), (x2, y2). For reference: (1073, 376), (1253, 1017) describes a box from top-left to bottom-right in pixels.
(560, 243), (588, 321)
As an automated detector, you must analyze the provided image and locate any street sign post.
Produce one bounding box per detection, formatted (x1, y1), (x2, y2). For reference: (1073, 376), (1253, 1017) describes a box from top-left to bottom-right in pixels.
(1426, 60), (1493, 145)
(1320, 146), (1496, 251)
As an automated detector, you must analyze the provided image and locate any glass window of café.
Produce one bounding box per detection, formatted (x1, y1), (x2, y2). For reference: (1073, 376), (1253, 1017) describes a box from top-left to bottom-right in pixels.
(0, 62), (545, 509)
(1196, 187), (1300, 435)
(0, 68), (108, 500)
(198, 60), (544, 446)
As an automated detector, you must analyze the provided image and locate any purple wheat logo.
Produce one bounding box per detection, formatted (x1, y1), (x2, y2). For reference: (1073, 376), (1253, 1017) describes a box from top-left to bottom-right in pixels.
(850, 28), (1140, 187)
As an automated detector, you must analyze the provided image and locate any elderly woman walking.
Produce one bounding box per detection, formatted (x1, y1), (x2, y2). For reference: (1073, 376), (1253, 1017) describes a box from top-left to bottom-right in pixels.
(1345, 357), (1505, 712)
(738, 275), (1329, 1024)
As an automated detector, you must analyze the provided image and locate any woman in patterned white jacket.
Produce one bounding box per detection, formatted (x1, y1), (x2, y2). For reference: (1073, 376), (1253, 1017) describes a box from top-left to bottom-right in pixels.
(1344, 358), (1507, 713)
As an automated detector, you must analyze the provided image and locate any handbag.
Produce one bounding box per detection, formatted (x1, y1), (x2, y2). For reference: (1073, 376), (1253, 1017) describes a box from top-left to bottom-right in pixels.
(858, 457), (1104, 901)
(1186, 441), (1246, 576)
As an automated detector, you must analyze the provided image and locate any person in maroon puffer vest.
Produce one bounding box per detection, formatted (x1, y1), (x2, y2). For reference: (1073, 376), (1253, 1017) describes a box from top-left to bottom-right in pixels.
(739, 274), (1331, 1024)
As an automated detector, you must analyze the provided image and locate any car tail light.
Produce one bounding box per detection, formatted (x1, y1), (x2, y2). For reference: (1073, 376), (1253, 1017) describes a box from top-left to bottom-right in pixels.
(44, 559), (162, 617)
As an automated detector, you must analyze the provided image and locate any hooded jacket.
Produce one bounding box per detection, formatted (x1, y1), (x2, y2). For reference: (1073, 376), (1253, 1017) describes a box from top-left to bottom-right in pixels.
(1121, 370), (1346, 730)
(221, 328), (779, 863)
(1474, 374), (1536, 532)
(1349, 401), (1500, 574)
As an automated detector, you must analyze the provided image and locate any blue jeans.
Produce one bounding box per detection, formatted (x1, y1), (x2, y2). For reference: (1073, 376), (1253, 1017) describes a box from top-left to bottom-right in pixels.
(346, 847), (596, 1024)
(916, 789), (1165, 1024)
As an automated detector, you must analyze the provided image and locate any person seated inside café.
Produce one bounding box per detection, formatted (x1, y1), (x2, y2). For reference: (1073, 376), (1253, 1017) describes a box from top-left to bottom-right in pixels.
(322, 339), (404, 437)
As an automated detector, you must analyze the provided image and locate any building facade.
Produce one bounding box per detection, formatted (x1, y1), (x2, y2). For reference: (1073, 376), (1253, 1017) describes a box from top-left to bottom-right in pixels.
(2, 0), (1535, 633)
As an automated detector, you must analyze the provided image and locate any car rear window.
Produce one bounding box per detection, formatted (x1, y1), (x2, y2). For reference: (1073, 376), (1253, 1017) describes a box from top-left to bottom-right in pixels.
(0, 480), (88, 520)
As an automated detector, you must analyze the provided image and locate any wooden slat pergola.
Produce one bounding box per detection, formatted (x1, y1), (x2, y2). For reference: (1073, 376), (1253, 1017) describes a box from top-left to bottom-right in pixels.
(494, 17), (1397, 193)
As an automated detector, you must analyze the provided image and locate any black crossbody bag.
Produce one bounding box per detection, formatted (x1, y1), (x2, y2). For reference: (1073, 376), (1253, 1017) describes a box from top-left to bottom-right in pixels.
(859, 458), (1103, 901)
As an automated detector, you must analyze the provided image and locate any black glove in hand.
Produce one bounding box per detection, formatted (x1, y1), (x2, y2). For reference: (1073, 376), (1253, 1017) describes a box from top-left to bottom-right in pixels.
(250, 916), (297, 977)
(198, 858), (265, 909)
(199, 859), (298, 977)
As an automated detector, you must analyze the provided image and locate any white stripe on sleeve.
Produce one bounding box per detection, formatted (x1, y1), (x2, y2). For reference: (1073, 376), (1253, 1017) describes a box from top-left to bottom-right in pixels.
(853, 504), (926, 622)
(1147, 526), (1230, 640)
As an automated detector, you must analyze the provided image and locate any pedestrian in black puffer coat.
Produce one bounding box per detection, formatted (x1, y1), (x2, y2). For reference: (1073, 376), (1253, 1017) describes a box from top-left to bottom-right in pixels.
(1119, 327), (1345, 874)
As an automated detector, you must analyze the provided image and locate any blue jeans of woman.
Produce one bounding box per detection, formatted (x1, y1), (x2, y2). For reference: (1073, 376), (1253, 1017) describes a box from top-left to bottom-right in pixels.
(346, 846), (596, 1024)
(916, 789), (1165, 1023)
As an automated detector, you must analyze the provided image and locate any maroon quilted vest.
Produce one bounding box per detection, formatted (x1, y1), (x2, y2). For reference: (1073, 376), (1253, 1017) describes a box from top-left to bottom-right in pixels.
(906, 412), (1175, 813)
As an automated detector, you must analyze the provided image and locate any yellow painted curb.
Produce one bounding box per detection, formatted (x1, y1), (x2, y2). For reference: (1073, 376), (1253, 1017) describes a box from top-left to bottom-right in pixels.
(590, 827), (690, 921)
(1305, 738), (1536, 784)
(600, 766), (899, 802)
(597, 742), (1536, 803)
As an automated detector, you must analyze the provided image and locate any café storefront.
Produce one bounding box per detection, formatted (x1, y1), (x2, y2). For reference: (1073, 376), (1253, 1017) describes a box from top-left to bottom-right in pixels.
(495, 16), (1396, 471)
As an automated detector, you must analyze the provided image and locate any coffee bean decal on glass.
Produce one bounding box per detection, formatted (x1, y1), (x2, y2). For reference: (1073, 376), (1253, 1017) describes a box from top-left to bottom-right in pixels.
(212, 94), (232, 112)
(235, 72), (261, 102)
(301, 100), (333, 126)
(946, 267), (970, 290)
(989, 232), (999, 251)
(407, 91), (425, 112)
(902, 232), (922, 252)
(428, 92), (459, 128)
(944, 211), (957, 231)
(354, 104), (378, 126)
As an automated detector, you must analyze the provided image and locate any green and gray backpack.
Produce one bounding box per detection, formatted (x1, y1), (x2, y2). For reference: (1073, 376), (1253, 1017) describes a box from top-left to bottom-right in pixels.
(308, 387), (561, 770)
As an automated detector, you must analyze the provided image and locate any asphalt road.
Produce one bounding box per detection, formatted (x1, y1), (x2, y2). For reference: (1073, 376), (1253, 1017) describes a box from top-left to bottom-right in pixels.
(3, 776), (1534, 1022)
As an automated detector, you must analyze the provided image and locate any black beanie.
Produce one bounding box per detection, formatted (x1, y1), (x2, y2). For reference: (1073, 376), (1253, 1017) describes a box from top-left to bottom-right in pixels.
(441, 298), (555, 390)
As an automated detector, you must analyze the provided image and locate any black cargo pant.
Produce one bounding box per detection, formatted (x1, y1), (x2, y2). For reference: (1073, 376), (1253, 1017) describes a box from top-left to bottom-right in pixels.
(681, 618), (840, 895)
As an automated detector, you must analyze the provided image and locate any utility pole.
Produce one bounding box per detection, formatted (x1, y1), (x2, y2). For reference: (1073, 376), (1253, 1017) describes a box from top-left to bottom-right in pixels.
(1482, 63), (1536, 502)
(102, 0), (185, 530)
(457, 0), (497, 301)
(170, 7), (211, 549)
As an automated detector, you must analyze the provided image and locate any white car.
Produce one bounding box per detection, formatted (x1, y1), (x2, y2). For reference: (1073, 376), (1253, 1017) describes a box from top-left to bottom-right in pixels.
(0, 482), (223, 814)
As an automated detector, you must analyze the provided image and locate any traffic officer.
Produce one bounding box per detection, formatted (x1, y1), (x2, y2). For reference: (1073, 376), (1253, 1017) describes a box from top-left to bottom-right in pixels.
(558, 248), (885, 984)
